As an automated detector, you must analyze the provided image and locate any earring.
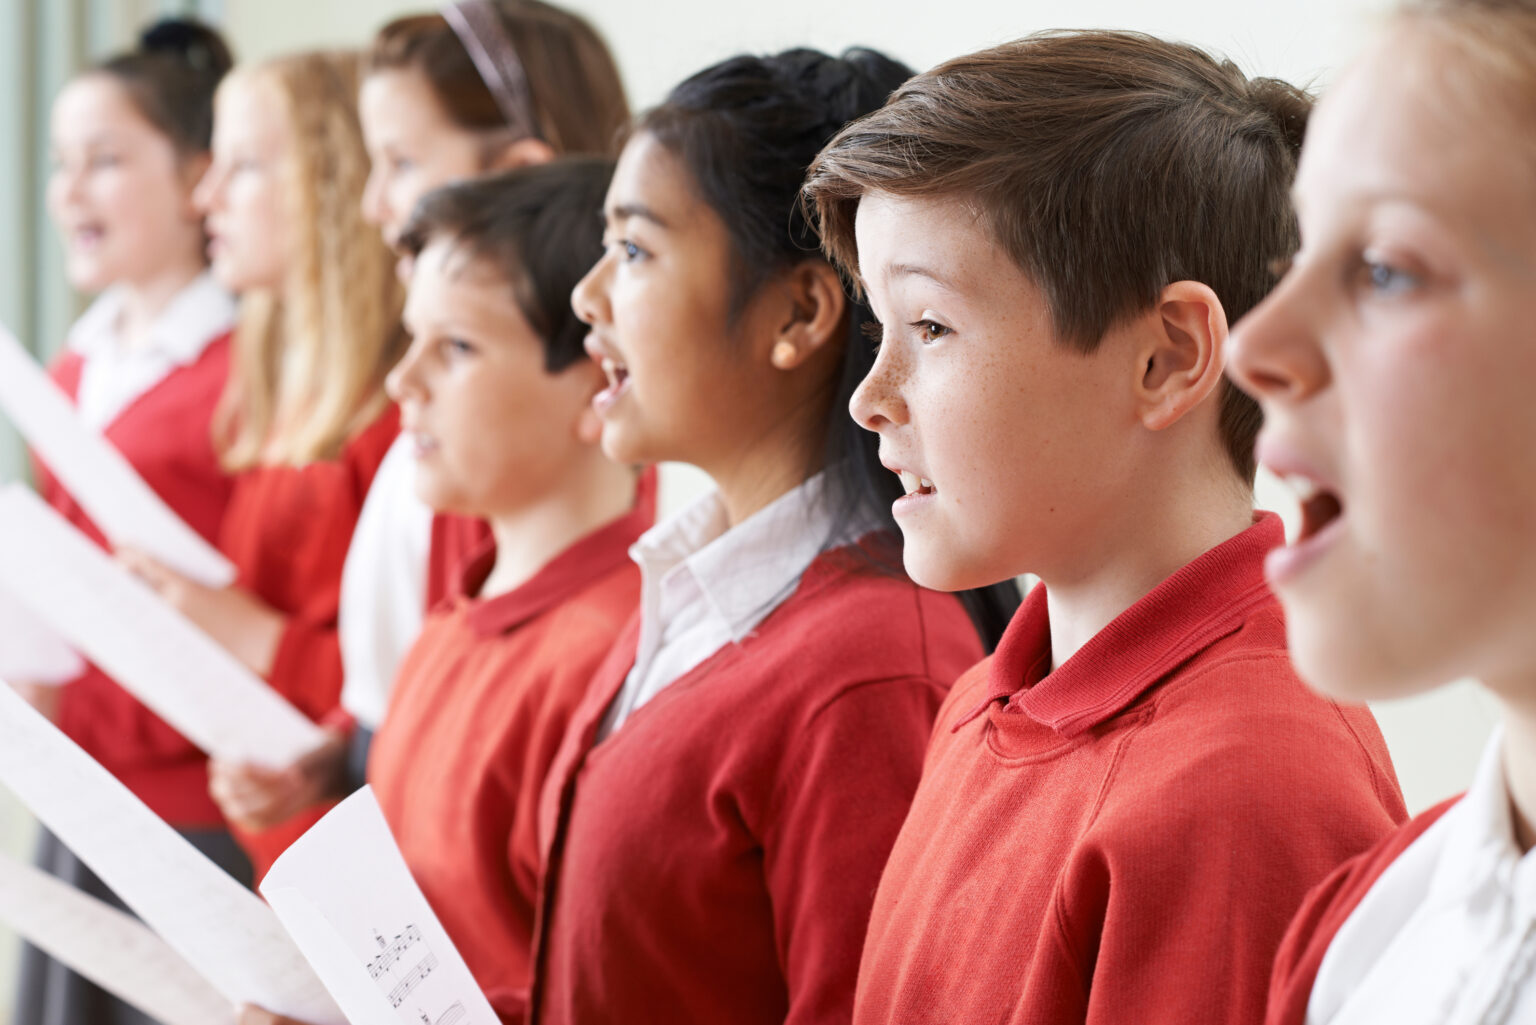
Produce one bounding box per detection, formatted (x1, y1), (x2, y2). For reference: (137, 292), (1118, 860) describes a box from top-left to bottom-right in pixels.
(771, 341), (796, 369)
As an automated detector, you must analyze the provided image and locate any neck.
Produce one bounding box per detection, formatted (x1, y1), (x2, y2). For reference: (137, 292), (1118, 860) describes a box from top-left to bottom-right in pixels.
(1498, 695), (1536, 853)
(478, 456), (637, 600)
(1041, 462), (1253, 671)
(705, 394), (828, 529)
(117, 259), (205, 353)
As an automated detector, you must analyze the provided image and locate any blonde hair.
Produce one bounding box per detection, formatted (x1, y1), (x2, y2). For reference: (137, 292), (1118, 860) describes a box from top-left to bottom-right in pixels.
(215, 50), (405, 470)
(1396, 0), (1536, 141)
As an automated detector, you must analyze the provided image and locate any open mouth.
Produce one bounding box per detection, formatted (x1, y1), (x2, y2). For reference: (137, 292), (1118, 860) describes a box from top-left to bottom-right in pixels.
(1287, 474), (1344, 543)
(600, 356), (629, 392)
(586, 334), (631, 415)
(69, 223), (105, 250)
(897, 470), (936, 497)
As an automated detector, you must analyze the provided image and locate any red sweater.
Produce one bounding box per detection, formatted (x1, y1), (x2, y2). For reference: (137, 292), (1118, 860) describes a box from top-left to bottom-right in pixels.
(529, 541), (985, 1025)
(852, 515), (1408, 1025)
(1266, 798), (1459, 1025)
(369, 503), (650, 1022)
(219, 404), (398, 876)
(35, 337), (235, 827)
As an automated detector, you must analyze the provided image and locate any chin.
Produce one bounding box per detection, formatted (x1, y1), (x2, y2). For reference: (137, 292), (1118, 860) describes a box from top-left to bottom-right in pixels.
(901, 541), (994, 594)
(1284, 610), (1442, 705)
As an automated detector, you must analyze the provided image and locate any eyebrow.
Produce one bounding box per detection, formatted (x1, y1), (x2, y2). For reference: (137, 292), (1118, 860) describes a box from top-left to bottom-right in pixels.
(889, 262), (956, 290)
(606, 202), (671, 229)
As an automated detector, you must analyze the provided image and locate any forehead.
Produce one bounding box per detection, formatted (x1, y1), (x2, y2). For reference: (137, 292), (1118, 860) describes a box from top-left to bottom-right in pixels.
(1298, 29), (1536, 250)
(853, 191), (1020, 290)
(359, 67), (455, 134)
(606, 132), (707, 227)
(52, 75), (150, 136)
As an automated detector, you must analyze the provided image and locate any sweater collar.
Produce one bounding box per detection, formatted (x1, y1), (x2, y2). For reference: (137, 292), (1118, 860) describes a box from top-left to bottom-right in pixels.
(968, 513), (1283, 737)
(458, 501), (652, 637)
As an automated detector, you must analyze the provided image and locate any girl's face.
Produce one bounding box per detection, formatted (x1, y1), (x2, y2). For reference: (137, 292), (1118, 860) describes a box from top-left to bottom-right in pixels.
(1228, 27), (1536, 703)
(46, 75), (205, 293)
(193, 76), (295, 294)
(389, 240), (604, 518)
(571, 133), (790, 471)
(359, 69), (488, 250)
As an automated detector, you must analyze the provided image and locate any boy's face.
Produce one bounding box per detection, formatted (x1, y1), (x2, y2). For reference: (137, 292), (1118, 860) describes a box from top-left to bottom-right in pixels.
(1229, 30), (1536, 701)
(850, 192), (1136, 592)
(390, 240), (605, 520)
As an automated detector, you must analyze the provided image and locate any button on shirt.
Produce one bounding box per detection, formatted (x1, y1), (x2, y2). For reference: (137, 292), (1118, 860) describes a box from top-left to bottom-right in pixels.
(1310, 725), (1536, 1025)
(599, 473), (855, 738)
(69, 272), (236, 431)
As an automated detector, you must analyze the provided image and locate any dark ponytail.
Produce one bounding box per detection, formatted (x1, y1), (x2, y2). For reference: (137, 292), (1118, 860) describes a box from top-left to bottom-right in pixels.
(641, 48), (1021, 650)
(95, 18), (234, 155)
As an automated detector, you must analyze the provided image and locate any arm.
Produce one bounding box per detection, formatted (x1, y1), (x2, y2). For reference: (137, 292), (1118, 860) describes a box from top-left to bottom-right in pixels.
(762, 676), (945, 1025)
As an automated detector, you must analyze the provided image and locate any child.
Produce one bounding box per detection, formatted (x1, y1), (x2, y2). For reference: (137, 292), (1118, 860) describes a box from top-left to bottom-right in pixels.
(530, 48), (1017, 1025)
(239, 159), (645, 1025)
(206, 1), (635, 827)
(1223, 2), (1536, 1022)
(14, 19), (241, 1025)
(801, 30), (1406, 1024)
(124, 50), (403, 880)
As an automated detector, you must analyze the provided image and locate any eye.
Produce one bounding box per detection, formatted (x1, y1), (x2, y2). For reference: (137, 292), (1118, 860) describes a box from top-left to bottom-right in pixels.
(439, 336), (476, 359)
(1358, 254), (1420, 297)
(913, 319), (952, 343)
(617, 239), (647, 263)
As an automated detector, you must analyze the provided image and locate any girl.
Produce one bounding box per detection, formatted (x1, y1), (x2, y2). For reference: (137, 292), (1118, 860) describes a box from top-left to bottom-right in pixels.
(207, 0), (634, 828)
(14, 20), (241, 1025)
(1225, 2), (1536, 1021)
(124, 49), (403, 880)
(532, 48), (1018, 1024)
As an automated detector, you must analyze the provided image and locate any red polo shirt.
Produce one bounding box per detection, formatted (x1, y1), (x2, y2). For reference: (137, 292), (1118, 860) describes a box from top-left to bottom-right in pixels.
(1265, 798), (1459, 1025)
(368, 503), (650, 1022)
(852, 515), (1408, 1025)
(528, 539), (986, 1025)
(36, 336), (235, 827)
(219, 404), (399, 877)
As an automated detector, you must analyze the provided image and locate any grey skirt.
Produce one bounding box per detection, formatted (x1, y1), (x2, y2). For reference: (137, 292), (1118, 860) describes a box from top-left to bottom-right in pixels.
(12, 826), (252, 1025)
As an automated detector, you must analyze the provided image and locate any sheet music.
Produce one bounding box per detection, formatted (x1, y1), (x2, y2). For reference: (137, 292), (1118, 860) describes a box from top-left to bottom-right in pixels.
(0, 681), (344, 1023)
(0, 485), (326, 767)
(0, 851), (235, 1025)
(0, 325), (234, 587)
(261, 787), (500, 1025)
(0, 581), (83, 684)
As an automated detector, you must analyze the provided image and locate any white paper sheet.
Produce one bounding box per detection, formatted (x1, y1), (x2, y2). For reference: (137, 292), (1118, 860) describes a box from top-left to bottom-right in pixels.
(0, 680), (345, 1023)
(0, 485), (326, 768)
(0, 581), (83, 684)
(0, 851), (236, 1025)
(0, 326), (234, 587)
(262, 787), (501, 1025)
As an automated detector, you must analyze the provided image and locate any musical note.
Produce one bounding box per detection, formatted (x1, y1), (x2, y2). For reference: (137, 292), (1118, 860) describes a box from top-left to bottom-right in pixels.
(386, 951), (438, 1007)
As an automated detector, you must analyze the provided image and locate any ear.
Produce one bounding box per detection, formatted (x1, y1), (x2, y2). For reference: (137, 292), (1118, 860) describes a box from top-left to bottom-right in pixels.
(485, 135), (557, 172)
(765, 261), (848, 371)
(1135, 280), (1229, 432)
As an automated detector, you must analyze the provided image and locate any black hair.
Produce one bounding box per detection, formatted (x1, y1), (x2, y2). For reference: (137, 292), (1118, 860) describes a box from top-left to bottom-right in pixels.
(640, 48), (1021, 649)
(94, 18), (233, 155)
(398, 157), (615, 372)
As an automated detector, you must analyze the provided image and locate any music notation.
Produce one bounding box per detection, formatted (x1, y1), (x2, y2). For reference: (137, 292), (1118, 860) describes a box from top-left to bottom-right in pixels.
(367, 924), (423, 980)
(385, 951), (438, 1008)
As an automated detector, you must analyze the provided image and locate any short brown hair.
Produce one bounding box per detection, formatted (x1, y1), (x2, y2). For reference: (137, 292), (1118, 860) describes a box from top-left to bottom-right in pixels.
(804, 30), (1311, 482)
(367, 0), (629, 156)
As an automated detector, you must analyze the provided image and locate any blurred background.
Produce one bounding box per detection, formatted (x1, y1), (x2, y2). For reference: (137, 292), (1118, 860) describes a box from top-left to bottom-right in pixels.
(0, 0), (1499, 1019)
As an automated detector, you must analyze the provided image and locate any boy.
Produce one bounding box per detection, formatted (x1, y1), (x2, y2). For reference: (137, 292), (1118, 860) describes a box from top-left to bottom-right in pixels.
(803, 30), (1406, 1025)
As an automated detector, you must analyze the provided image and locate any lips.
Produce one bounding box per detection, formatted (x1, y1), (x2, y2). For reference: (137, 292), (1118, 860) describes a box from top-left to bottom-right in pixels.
(1257, 435), (1347, 585)
(896, 469), (935, 497)
(1283, 473), (1344, 544)
(584, 333), (631, 415)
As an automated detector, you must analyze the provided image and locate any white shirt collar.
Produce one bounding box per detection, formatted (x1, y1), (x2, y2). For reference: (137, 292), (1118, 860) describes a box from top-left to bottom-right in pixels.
(68, 272), (235, 366)
(1426, 725), (1536, 916)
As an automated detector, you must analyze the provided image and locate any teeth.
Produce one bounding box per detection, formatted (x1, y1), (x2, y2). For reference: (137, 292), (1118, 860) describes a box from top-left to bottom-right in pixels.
(919, 478), (933, 490)
(1284, 473), (1320, 502)
(898, 470), (920, 495)
(600, 357), (626, 388)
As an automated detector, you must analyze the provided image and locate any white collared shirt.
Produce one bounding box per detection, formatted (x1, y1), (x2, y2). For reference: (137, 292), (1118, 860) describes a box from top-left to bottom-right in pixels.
(68, 272), (236, 431)
(1309, 725), (1536, 1025)
(337, 434), (433, 729)
(598, 473), (863, 738)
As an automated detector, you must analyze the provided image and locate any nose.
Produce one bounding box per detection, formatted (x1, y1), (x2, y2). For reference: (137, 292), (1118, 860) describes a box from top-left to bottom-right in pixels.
(571, 251), (613, 328)
(1227, 265), (1333, 407)
(360, 164), (390, 232)
(849, 323), (910, 433)
(191, 161), (224, 215)
(385, 335), (427, 406)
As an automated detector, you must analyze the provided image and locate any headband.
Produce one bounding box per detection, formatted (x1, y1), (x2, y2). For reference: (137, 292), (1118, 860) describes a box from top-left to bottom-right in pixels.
(440, 0), (543, 142)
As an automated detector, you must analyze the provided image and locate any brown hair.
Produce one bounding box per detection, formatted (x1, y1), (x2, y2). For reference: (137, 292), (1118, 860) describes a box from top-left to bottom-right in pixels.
(804, 30), (1311, 483)
(94, 18), (233, 156)
(398, 157), (614, 372)
(366, 0), (629, 156)
(215, 51), (406, 470)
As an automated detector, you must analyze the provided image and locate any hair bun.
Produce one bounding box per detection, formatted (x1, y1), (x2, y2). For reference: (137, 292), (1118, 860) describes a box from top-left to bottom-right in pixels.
(1247, 76), (1311, 159)
(138, 18), (234, 78)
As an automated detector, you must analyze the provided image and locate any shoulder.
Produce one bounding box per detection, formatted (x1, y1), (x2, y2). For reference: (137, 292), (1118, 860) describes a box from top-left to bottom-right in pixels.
(1268, 798), (1461, 1025)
